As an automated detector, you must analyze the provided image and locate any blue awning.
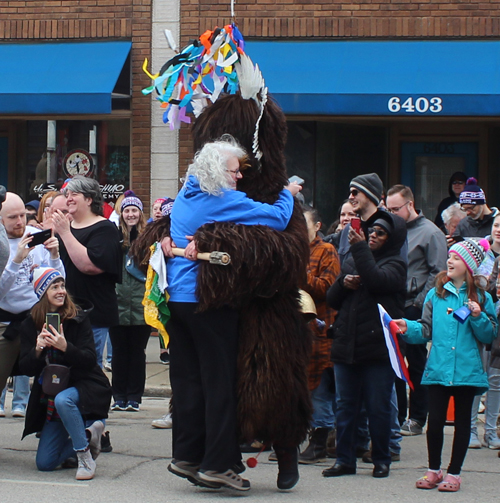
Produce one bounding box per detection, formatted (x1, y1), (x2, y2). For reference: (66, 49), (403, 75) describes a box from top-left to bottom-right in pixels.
(0, 41), (131, 114)
(245, 41), (500, 117)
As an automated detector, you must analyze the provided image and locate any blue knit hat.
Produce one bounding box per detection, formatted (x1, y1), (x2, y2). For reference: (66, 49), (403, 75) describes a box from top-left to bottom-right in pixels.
(32, 267), (63, 299)
(459, 177), (486, 206)
(121, 190), (143, 212)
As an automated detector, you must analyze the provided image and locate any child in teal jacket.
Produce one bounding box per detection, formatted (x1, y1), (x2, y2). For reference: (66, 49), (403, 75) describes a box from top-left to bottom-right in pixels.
(394, 238), (497, 493)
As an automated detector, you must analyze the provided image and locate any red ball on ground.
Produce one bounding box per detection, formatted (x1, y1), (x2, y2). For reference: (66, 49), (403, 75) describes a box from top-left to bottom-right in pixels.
(246, 457), (258, 468)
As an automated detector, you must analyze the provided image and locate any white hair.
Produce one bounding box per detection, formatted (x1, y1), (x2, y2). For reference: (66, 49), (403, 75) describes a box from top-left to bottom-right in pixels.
(442, 202), (466, 225)
(186, 135), (246, 196)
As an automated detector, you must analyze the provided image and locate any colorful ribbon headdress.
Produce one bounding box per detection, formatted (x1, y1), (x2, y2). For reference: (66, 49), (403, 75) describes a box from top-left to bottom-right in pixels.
(142, 24), (267, 162)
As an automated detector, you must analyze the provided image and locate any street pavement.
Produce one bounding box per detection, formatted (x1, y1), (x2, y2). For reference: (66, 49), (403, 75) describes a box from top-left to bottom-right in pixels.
(0, 336), (499, 502)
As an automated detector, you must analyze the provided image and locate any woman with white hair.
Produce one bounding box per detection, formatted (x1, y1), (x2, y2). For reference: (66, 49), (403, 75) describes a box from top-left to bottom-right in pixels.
(162, 135), (301, 492)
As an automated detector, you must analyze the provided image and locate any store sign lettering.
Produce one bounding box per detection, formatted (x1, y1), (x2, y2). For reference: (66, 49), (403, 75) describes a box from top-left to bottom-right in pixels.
(388, 97), (443, 114)
(32, 183), (125, 199)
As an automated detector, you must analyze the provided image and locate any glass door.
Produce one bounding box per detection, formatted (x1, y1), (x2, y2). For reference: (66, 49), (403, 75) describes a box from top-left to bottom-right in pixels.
(401, 142), (478, 221)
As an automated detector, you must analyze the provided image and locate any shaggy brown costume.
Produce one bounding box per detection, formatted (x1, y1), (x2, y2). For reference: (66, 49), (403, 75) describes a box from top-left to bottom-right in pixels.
(191, 93), (312, 447)
(133, 94), (312, 448)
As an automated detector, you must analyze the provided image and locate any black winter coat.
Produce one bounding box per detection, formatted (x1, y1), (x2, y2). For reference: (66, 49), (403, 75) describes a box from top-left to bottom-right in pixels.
(19, 307), (112, 439)
(327, 212), (407, 365)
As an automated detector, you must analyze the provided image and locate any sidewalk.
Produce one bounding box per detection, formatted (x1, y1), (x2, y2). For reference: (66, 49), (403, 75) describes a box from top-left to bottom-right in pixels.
(103, 334), (172, 398)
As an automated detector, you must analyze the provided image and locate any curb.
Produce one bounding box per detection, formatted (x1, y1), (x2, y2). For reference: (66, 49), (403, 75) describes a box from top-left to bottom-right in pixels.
(144, 385), (172, 398)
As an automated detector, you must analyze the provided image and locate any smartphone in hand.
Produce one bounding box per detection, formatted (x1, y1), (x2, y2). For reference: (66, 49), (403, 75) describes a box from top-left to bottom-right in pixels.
(46, 313), (60, 332)
(29, 229), (52, 247)
(351, 217), (361, 233)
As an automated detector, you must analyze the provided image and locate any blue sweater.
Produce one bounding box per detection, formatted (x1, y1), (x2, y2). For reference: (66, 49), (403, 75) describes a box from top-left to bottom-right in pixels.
(167, 175), (294, 303)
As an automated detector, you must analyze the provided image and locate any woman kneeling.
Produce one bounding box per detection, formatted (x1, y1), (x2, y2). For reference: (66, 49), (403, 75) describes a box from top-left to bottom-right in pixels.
(19, 267), (112, 480)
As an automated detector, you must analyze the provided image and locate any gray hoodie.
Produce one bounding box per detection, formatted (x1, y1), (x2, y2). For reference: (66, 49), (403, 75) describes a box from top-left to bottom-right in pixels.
(0, 224), (9, 277)
(406, 212), (448, 309)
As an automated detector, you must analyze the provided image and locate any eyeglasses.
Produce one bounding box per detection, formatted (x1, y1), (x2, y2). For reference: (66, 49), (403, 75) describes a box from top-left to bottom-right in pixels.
(368, 227), (388, 237)
(349, 189), (359, 196)
(388, 201), (410, 214)
(460, 204), (475, 212)
(452, 180), (465, 185)
(226, 169), (241, 175)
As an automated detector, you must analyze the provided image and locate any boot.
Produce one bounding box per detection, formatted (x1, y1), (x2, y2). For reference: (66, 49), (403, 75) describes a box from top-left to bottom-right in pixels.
(86, 420), (104, 460)
(326, 428), (336, 458)
(76, 447), (96, 480)
(275, 445), (299, 490)
(299, 428), (329, 464)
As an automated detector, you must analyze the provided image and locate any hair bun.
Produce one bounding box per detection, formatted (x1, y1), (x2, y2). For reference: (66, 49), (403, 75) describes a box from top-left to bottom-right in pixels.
(123, 189), (136, 198)
(466, 177), (477, 185)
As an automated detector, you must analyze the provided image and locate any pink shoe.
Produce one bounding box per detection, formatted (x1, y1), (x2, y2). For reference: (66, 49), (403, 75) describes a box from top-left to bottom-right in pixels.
(416, 470), (443, 489)
(438, 474), (461, 492)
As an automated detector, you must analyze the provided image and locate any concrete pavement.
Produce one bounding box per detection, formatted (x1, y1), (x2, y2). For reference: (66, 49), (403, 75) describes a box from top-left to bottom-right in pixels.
(0, 337), (499, 502)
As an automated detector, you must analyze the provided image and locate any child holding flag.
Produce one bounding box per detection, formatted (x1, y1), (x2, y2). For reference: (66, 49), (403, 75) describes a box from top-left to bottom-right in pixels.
(394, 238), (497, 492)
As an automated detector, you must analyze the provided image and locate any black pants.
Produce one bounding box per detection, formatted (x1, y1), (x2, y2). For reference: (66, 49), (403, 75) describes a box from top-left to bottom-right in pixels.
(167, 302), (241, 472)
(109, 325), (151, 403)
(427, 385), (476, 475)
(395, 305), (429, 426)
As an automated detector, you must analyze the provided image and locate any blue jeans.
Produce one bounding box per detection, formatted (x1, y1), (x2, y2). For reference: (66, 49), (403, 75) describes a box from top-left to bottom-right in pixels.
(91, 326), (108, 369)
(311, 368), (336, 429)
(335, 361), (395, 467)
(105, 333), (113, 364)
(471, 349), (500, 435)
(0, 375), (30, 411)
(389, 385), (402, 454)
(36, 387), (88, 471)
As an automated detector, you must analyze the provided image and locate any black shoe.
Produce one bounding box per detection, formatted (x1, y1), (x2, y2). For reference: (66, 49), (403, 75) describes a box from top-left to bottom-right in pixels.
(101, 431), (112, 453)
(322, 462), (356, 477)
(275, 446), (299, 490)
(373, 464), (390, 478)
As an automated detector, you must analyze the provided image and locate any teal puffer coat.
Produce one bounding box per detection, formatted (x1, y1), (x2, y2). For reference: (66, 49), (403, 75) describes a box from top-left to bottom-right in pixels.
(116, 250), (147, 326)
(403, 282), (497, 395)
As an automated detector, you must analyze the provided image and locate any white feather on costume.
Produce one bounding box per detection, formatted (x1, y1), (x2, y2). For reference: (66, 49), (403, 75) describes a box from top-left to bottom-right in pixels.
(235, 54), (265, 102)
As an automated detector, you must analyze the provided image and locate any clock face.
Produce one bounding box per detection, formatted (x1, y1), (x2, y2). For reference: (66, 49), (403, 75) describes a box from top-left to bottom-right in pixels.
(63, 149), (93, 177)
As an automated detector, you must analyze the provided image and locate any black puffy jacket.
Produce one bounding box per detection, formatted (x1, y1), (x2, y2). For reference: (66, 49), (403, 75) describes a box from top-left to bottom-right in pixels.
(327, 212), (407, 364)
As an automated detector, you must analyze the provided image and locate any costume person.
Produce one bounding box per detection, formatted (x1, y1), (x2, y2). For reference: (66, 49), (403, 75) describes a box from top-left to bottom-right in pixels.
(142, 25), (312, 491)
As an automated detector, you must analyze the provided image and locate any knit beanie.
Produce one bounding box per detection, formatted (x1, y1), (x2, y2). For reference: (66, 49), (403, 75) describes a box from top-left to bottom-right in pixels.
(350, 173), (383, 206)
(32, 267), (63, 299)
(161, 197), (175, 217)
(449, 238), (490, 275)
(459, 177), (486, 206)
(372, 217), (393, 235)
(153, 197), (166, 206)
(121, 190), (143, 212)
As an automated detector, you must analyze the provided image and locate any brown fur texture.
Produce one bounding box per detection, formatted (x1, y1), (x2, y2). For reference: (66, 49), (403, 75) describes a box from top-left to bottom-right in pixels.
(192, 92), (313, 446)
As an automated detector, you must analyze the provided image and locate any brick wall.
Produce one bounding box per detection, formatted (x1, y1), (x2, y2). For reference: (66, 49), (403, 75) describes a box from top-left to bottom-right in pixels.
(0, 0), (152, 209)
(177, 0), (500, 175)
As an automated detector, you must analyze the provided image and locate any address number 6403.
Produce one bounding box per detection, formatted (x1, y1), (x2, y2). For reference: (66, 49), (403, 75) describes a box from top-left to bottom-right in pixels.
(388, 97), (443, 113)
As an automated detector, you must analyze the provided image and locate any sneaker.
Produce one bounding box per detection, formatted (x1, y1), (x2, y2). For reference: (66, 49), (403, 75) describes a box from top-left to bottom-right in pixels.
(198, 469), (251, 491)
(438, 473), (461, 492)
(104, 362), (112, 372)
(416, 469), (443, 489)
(483, 431), (500, 449)
(126, 401), (140, 412)
(0, 408), (5, 418)
(469, 430), (482, 449)
(168, 459), (221, 488)
(111, 401), (126, 411)
(101, 431), (112, 453)
(152, 413), (172, 429)
(400, 419), (423, 436)
(76, 448), (96, 480)
(268, 450), (277, 462)
(12, 408), (26, 418)
(160, 352), (170, 365)
(86, 420), (104, 460)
